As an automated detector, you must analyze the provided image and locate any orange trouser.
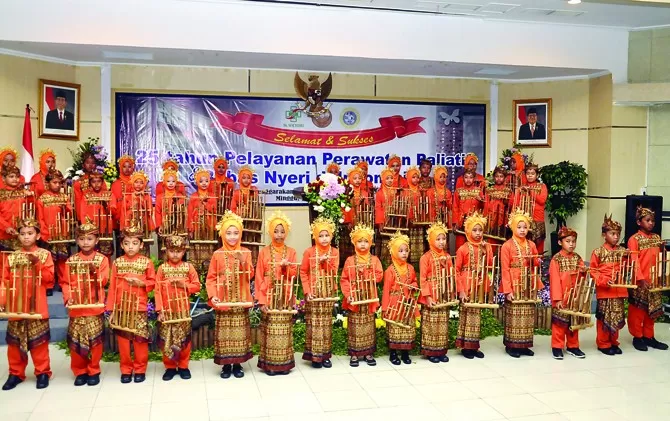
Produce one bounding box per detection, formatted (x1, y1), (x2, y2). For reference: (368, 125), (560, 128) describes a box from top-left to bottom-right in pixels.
(117, 335), (149, 375)
(627, 304), (655, 339)
(551, 321), (579, 349)
(8, 342), (51, 380)
(70, 343), (103, 376)
(163, 342), (191, 370)
(596, 320), (620, 349)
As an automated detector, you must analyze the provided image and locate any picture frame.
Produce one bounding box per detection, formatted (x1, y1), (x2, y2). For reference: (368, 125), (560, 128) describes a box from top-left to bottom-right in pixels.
(38, 79), (81, 140)
(513, 98), (552, 147)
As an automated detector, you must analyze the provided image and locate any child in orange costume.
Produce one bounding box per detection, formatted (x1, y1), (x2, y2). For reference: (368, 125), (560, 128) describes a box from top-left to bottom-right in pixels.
(62, 219), (109, 386)
(156, 159), (186, 196)
(382, 232), (418, 365)
(300, 216), (340, 368)
(453, 169), (484, 250)
(500, 209), (544, 358)
(187, 167), (217, 270)
(549, 226), (587, 360)
(206, 211), (254, 379)
(210, 156), (235, 208)
(230, 165), (259, 214)
(455, 212), (493, 359)
(627, 206), (668, 351)
(155, 169), (186, 236)
(0, 166), (35, 251)
(455, 153), (485, 189)
(387, 154), (408, 188)
(419, 222), (452, 363)
(505, 152), (526, 190)
(340, 224), (383, 367)
(111, 155), (135, 208)
(418, 159), (434, 191)
(405, 166), (425, 263)
(106, 223), (156, 384)
(155, 235), (200, 381)
(0, 148), (25, 190)
(78, 173), (115, 256)
(514, 163), (548, 253)
(326, 161), (340, 176)
(375, 167), (406, 265)
(255, 211), (298, 376)
(1, 218), (54, 391)
(427, 166), (452, 227)
(590, 215), (628, 356)
(73, 152), (107, 206)
(30, 149), (57, 198)
(484, 166), (512, 243)
(355, 161), (375, 195)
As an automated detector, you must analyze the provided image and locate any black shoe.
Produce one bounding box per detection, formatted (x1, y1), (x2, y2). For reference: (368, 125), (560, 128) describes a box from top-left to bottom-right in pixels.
(178, 368), (191, 380)
(2, 375), (22, 391)
(322, 359), (332, 368)
(120, 374), (132, 384)
(278, 370), (290, 375)
(644, 337), (669, 350)
(566, 348), (586, 359)
(36, 374), (49, 389)
(311, 362), (323, 369)
(74, 374), (88, 386)
(162, 369), (178, 381)
(133, 373), (146, 383)
(506, 347), (520, 358)
(519, 348), (534, 357)
(389, 351), (401, 366)
(439, 355), (449, 363)
(265, 370), (276, 376)
(552, 348), (564, 360)
(349, 357), (359, 367)
(461, 349), (475, 359)
(598, 347), (615, 356)
(611, 345), (623, 355)
(364, 356), (377, 366)
(401, 351), (412, 365)
(633, 337), (648, 352)
(87, 374), (100, 386)
(428, 356), (440, 363)
(46, 289), (53, 297)
(232, 364), (244, 378)
(474, 350), (485, 359)
(220, 365), (232, 379)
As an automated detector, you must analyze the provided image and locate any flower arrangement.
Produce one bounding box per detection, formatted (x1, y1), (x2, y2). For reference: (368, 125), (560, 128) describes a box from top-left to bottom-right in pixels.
(102, 162), (119, 185)
(303, 172), (353, 226)
(64, 137), (114, 185)
(499, 147), (533, 172)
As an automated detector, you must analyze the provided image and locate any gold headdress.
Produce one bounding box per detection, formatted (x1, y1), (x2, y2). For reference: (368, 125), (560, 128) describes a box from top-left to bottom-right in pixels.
(380, 166), (394, 181)
(405, 165), (420, 180)
(602, 213), (622, 234)
(216, 210), (244, 238)
(238, 165), (255, 178)
(121, 219), (143, 239)
(77, 216), (98, 236)
(356, 161), (369, 171)
(464, 152), (479, 165)
(310, 216), (336, 240)
(464, 211), (487, 236)
(433, 166), (448, 186)
(557, 226), (578, 240)
(129, 170), (148, 186)
(39, 149), (57, 173)
(636, 205), (654, 221)
(162, 158), (179, 172)
(0, 147), (18, 163)
(267, 210), (292, 236)
(213, 156), (229, 169)
(16, 218), (40, 233)
(194, 167), (211, 183)
(165, 235), (189, 250)
(326, 161), (340, 174)
(117, 154), (135, 167)
(426, 221), (449, 242)
(507, 208), (531, 230)
(350, 223), (375, 243)
(387, 154), (402, 167)
(347, 166), (364, 180)
(162, 169), (178, 182)
(387, 231), (410, 253)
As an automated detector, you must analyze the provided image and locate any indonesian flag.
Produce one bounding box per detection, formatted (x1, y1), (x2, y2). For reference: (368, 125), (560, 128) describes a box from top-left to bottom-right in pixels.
(20, 104), (34, 180)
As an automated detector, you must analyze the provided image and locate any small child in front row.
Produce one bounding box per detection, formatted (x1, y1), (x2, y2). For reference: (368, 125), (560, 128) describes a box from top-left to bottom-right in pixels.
(549, 227), (587, 360)
(1, 219), (54, 391)
(340, 224), (383, 367)
(382, 232), (417, 365)
(107, 223), (156, 384)
(62, 219), (109, 386)
(155, 235), (201, 381)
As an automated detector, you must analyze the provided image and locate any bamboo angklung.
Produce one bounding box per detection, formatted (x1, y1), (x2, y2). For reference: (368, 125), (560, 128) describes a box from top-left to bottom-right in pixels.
(158, 274), (191, 324)
(353, 193), (374, 227)
(161, 195), (188, 238)
(561, 269), (595, 331)
(429, 255), (458, 308)
(91, 195), (114, 240)
(383, 281), (420, 329)
(212, 250), (253, 308)
(239, 190), (266, 261)
(382, 188), (410, 235)
(595, 249), (638, 289)
(308, 253), (339, 302)
(412, 191), (431, 225)
(650, 242), (670, 292)
(512, 254), (542, 303)
(124, 191), (155, 245)
(348, 259), (379, 306)
(266, 261), (300, 314)
(109, 278), (140, 334)
(66, 260), (104, 309)
(0, 251), (43, 320)
(463, 247), (500, 309)
(216, 181), (233, 215)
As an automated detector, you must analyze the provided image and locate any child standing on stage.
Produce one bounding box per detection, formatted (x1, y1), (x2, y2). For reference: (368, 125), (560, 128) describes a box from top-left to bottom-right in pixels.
(210, 156), (234, 205)
(300, 217), (339, 368)
(375, 167), (398, 264)
(406, 166), (425, 263)
(0, 166), (35, 251)
(73, 152), (107, 206)
(382, 232), (417, 365)
(155, 169), (186, 236)
(627, 207), (668, 351)
(78, 173), (115, 256)
(206, 211), (254, 379)
(517, 163), (548, 253)
(0, 148), (25, 189)
(356, 161), (374, 194)
(255, 211), (298, 375)
(453, 169), (484, 250)
(62, 219), (109, 386)
(427, 166), (452, 227)
(484, 167), (512, 244)
(156, 159), (186, 196)
(1, 219), (54, 391)
(188, 168), (217, 270)
(456, 153), (485, 189)
(340, 224), (383, 367)
(107, 223), (156, 383)
(342, 166), (367, 261)
(387, 154), (408, 188)
(30, 149), (57, 198)
(549, 227), (587, 360)
(230, 165), (259, 214)
(590, 214), (628, 356)
(111, 155), (135, 205)
(419, 222), (452, 363)
(118, 171), (155, 253)
(155, 235), (200, 381)
(500, 209), (544, 358)
(455, 212), (493, 359)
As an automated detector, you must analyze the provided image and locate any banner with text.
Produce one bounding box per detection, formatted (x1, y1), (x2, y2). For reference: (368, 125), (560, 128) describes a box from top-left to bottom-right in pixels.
(115, 94), (486, 205)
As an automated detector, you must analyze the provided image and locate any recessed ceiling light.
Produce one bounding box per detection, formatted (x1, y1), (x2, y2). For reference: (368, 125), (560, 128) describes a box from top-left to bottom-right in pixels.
(567, 0), (581, 4)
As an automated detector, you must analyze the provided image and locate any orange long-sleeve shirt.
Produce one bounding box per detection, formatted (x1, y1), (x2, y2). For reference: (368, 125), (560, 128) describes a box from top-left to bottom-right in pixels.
(205, 247), (255, 310)
(513, 182), (547, 222)
(628, 230), (661, 283)
(0, 246), (54, 320)
(29, 171), (48, 198)
(118, 191), (155, 232)
(299, 246), (340, 297)
(155, 192), (187, 230)
(230, 187), (260, 215)
(548, 250), (585, 306)
(62, 252), (109, 317)
(0, 188), (33, 241)
(589, 244), (630, 300)
(255, 245), (298, 306)
(453, 186), (483, 229)
(154, 261), (200, 314)
(381, 265), (418, 315)
(73, 175), (107, 207)
(499, 238), (544, 295)
(106, 254), (156, 312)
(418, 251), (454, 305)
(36, 191), (72, 242)
(455, 173), (486, 189)
(426, 186), (452, 226)
(78, 191), (116, 236)
(156, 180), (186, 197)
(484, 185), (512, 231)
(455, 242), (494, 295)
(340, 254), (383, 313)
(187, 191), (217, 234)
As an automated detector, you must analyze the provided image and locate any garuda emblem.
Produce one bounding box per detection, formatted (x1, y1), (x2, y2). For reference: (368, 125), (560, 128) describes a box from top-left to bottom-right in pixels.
(291, 72), (334, 128)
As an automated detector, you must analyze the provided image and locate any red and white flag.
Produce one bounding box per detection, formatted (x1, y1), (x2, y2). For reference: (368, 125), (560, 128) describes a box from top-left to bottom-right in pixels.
(20, 104), (34, 180)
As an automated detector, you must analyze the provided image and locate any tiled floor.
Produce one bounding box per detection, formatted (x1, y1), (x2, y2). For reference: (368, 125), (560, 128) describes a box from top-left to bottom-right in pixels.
(1, 327), (669, 421)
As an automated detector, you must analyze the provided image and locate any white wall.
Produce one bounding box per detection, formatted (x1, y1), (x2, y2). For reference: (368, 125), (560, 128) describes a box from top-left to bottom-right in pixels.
(0, 0), (629, 82)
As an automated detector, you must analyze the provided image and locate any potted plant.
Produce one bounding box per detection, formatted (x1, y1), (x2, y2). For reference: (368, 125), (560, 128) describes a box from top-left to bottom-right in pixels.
(539, 161), (588, 255)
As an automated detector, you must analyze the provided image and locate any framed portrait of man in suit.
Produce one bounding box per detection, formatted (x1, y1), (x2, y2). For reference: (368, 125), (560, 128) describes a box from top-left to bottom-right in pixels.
(513, 98), (552, 147)
(38, 79), (80, 140)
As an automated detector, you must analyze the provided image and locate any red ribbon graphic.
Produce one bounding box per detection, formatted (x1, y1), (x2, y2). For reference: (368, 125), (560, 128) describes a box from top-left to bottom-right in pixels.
(213, 111), (425, 149)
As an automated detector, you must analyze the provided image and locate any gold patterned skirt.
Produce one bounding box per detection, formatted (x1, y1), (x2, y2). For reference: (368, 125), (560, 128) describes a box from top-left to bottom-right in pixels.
(387, 322), (415, 350)
(158, 320), (192, 361)
(503, 302), (535, 349)
(113, 311), (151, 343)
(596, 298), (626, 333)
(530, 220), (546, 241)
(347, 312), (376, 357)
(67, 315), (104, 357)
(190, 243), (216, 273)
(408, 226), (425, 264)
(6, 319), (51, 357)
(98, 239), (114, 257)
(214, 308), (252, 365)
(629, 288), (663, 319)
(257, 311), (295, 372)
(420, 307), (449, 356)
(455, 306), (481, 350)
(303, 301), (333, 363)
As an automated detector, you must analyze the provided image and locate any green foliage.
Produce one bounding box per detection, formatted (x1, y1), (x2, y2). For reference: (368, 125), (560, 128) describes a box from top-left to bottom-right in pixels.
(534, 328), (552, 336)
(331, 325), (349, 354)
(292, 322), (306, 353)
(539, 161), (588, 230)
(249, 308), (262, 328)
(480, 309), (504, 338)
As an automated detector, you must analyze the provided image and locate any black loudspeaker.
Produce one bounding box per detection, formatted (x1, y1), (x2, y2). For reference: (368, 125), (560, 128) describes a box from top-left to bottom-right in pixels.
(624, 195), (663, 244)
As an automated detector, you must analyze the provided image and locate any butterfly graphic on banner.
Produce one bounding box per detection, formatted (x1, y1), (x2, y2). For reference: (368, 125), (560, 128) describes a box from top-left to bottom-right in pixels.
(439, 109), (461, 126)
